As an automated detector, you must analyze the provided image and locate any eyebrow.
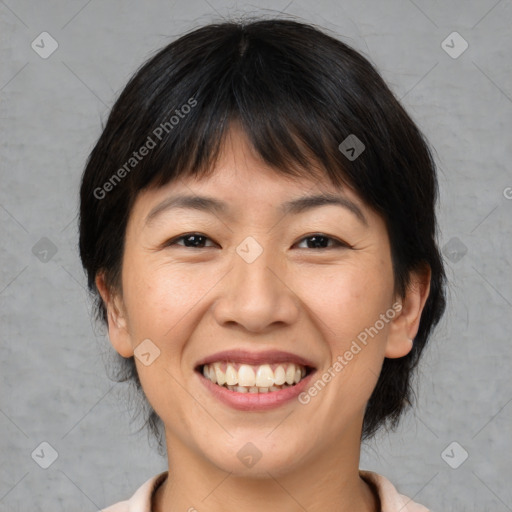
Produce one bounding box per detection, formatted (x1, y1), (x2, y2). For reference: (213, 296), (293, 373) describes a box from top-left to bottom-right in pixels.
(144, 192), (368, 227)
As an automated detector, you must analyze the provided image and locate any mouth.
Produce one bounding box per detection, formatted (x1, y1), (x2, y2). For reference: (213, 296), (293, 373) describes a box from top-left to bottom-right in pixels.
(196, 361), (315, 393)
(194, 349), (317, 407)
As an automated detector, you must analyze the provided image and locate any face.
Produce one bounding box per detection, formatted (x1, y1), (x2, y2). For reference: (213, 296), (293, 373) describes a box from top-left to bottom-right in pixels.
(97, 126), (428, 479)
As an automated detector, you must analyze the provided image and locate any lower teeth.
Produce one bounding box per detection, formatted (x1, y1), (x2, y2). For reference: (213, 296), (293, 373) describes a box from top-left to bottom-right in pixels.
(221, 383), (293, 393)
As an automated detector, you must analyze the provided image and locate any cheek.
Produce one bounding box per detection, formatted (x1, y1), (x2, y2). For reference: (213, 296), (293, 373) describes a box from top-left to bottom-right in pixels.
(298, 261), (393, 409)
(302, 260), (394, 343)
(122, 259), (205, 425)
(121, 255), (223, 365)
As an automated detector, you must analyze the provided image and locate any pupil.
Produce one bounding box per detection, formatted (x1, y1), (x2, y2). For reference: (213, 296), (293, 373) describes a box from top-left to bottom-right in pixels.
(185, 234), (205, 247)
(308, 235), (328, 248)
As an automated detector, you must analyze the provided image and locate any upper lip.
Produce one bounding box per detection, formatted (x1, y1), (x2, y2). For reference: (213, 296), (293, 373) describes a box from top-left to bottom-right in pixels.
(195, 349), (317, 370)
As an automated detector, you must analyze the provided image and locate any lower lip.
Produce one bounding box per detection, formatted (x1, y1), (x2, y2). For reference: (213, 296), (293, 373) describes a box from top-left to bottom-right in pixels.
(196, 369), (316, 411)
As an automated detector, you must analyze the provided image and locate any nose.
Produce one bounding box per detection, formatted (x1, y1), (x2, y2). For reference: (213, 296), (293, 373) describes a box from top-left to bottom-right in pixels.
(212, 241), (300, 333)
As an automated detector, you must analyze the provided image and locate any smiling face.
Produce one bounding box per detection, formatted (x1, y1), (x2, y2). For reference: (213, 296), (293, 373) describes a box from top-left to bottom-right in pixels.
(96, 125), (429, 482)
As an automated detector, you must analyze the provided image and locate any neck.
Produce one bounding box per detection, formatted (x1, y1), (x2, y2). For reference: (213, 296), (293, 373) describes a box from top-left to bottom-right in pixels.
(153, 427), (379, 512)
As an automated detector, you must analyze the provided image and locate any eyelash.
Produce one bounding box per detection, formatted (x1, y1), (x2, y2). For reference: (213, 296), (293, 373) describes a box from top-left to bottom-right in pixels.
(164, 232), (352, 250)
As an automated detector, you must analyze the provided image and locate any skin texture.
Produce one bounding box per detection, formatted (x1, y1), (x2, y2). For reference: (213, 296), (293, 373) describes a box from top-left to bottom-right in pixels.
(96, 126), (431, 512)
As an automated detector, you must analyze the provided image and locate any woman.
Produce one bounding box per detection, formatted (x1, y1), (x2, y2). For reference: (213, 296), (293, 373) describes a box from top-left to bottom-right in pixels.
(79, 18), (446, 511)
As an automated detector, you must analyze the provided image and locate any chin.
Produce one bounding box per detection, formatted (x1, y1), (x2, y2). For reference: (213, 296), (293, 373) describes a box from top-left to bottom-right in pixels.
(202, 437), (307, 478)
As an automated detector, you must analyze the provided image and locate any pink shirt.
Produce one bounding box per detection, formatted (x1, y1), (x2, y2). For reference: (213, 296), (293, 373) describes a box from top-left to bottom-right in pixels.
(101, 470), (430, 511)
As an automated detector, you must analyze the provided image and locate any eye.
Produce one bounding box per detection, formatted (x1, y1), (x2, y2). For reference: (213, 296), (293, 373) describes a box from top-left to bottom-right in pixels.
(165, 233), (217, 249)
(294, 233), (351, 250)
(164, 232), (351, 250)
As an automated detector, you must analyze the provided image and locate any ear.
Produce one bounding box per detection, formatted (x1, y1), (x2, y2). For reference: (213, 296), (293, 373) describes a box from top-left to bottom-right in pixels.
(95, 272), (134, 358)
(385, 265), (431, 358)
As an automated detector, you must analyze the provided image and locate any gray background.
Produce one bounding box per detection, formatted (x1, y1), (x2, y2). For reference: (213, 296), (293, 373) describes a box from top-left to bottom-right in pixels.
(1, 0), (511, 510)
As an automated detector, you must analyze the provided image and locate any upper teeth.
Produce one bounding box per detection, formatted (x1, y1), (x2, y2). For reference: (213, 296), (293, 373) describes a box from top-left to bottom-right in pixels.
(202, 362), (307, 387)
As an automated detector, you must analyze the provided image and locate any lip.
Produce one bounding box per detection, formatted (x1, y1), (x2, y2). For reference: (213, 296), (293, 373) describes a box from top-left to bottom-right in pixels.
(194, 349), (317, 369)
(196, 367), (317, 411)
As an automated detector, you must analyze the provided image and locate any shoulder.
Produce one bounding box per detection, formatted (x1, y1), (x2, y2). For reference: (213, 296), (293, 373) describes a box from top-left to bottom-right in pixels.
(359, 470), (431, 511)
(101, 471), (168, 512)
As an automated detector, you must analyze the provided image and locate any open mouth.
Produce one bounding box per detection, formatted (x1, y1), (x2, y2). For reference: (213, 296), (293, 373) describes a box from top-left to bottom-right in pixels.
(196, 362), (315, 394)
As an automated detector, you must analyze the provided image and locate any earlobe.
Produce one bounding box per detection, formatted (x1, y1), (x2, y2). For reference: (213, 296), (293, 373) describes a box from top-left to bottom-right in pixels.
(385, 266), (431, 358)
(95, 272), (134, 358)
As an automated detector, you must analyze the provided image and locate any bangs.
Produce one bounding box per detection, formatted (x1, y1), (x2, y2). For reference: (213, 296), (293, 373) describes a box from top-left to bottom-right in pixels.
(111, 22), (380, 200)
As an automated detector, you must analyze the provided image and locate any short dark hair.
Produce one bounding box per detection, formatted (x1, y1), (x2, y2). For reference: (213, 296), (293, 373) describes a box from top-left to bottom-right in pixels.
(79, 18), (446, 454)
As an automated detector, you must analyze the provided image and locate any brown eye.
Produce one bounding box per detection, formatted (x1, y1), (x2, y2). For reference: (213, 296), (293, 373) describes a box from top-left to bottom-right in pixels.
(166, 233), (217, 249)
(295, 234), (350, 250)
